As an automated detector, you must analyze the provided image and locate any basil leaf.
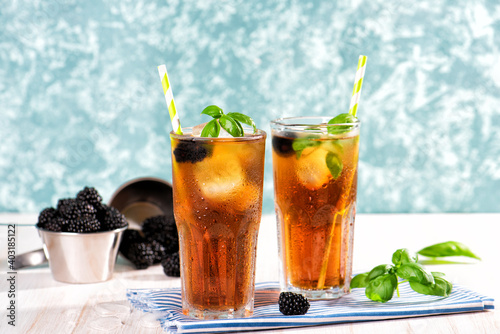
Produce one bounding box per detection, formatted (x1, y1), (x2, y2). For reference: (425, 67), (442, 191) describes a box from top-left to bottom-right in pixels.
(397, 263), (434, 285)
(417, 241), (480, 260)
(418, 259), (472, 265)
(392, 248), (416, 266)
(218, 115), (243, 137)
(327, 113), (358, 134)
(350, 273), (369, 289)
(409, 276), (453, 297)
(365, 273), (398, 303)
(291, 137), (321, 159)
(367, 264), (392, 281)
(201, 105), (224, 118)
(322, 140), (343, 155)
(325, 152), (343, 179)
(431, 271), (446, 278)
(227, 112), (257, 133)
(200, 119), (221, 137)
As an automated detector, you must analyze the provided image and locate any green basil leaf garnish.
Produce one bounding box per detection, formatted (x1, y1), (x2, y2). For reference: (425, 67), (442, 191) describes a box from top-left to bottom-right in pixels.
(417, 241), (481, 260)
(201, 119), (221, 137)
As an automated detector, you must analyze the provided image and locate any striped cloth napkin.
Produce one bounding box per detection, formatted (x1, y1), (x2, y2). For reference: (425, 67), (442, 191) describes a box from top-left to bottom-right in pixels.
(127, 282), (494, 333)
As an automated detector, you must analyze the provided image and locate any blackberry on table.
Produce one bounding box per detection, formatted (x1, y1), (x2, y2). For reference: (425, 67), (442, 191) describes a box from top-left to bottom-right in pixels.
(161, 252), (180, 277)
(119, 229), (159, 269)
(173, 141), (209, 163)
(151, 240), (167, 263)
(142, 215), (178, 254)
(63, 216), (101, 233)
(278, 292), (310, 315)
(76, 186), (104, 209)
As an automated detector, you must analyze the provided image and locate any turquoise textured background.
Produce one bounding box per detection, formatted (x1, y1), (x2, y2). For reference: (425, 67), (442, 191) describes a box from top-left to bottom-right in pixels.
(1, 0), (499, 214)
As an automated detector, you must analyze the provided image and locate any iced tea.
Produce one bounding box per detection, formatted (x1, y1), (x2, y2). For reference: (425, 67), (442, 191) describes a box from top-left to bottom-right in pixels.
(170, 129), (266, 319)
(271, 117), (360, 299)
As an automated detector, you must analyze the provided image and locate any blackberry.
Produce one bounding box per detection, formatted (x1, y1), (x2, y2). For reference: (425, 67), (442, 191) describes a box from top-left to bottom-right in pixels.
(272, 134), (296, 157)
(76, 186), (104, 209)
(161, 252), (180, 277)
(151, 240), (167, 263)
(63, 216), (101, 233)
(173, 142), (209, 163)
(40, 215), (66, 232)
(57, 199), (97, 220)
(142, 215), (178, 254)
(119, 229), (158, 269)
(99, 205), (128, 231)
(57, 198), (76, 218)
(37, 207), (57, 228)
(278, 292), (310, 315)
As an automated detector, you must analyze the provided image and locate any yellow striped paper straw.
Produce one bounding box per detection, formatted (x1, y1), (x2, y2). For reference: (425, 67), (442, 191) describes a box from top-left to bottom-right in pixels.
(157, 65), (183, 134)
(348, 55), (367, 117)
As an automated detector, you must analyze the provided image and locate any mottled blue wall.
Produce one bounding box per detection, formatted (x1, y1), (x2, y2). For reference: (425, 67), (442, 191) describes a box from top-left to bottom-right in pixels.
(1, 0), (499, 214)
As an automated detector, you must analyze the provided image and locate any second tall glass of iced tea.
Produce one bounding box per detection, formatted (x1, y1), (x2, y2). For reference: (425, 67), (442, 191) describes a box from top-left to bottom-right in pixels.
(170, 128), (266, 319)
(271, 117), (360, 299)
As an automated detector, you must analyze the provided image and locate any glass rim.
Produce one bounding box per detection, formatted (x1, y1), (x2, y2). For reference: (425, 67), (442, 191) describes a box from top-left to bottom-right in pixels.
(270, 116), (360, 128)
(170, 127), (266, 141)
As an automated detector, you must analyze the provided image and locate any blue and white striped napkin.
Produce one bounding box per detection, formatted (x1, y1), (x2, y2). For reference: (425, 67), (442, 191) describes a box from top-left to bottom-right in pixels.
(127, 282), (494, 333)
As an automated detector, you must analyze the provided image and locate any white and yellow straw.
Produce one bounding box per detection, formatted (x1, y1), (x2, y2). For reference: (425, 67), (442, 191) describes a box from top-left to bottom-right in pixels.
(158, 65), (182, 134)
(348, 55), (367, 117)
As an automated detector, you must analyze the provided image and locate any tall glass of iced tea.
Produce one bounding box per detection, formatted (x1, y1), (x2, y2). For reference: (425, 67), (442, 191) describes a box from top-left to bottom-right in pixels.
(271, 116), (360, 299)
(170, 128), (266, 319)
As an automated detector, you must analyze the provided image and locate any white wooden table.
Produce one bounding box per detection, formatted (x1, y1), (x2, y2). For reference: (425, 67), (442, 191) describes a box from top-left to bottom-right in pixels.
(1, 213), (499, 333)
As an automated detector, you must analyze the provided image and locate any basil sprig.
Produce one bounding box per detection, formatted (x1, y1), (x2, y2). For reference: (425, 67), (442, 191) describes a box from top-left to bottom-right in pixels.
(200, 105), (257, 137)
(351, 247), (456, 303)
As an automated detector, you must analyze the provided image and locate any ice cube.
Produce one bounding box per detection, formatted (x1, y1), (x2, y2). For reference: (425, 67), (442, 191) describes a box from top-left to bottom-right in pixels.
(192, 121), (233, 137)
(296, 147), (331, 189)
(192, 148), (259, 212)
(192, 122), (208, 137)
(195, 157), (244, 200)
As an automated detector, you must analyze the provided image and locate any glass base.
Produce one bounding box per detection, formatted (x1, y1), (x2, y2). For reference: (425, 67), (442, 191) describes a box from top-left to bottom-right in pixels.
(285, 285), (348, 300)
(183, 307), (253, 320)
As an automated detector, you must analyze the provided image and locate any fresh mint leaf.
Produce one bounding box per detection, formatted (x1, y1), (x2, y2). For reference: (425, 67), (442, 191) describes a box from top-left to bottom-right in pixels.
(291, 137), (321, 159)
(218, 115), (243, 137)
(201, 119), (221, 138)
(367, 264), (393, 281)
(365, 273), (398, 303)
(201, 105), (224, 118)
(227, 112), (257, 133)
(396, 263), (434, 285)
(327, 113), (358, 134)
(417, 241), (480, 260)
(392, 248), (416, 266)
(350, 273), (369, 289)
(325, 152), (342, 179)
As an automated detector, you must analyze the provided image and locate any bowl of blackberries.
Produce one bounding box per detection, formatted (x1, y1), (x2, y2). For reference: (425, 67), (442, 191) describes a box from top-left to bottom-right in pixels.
(36, 187), (128, 284)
